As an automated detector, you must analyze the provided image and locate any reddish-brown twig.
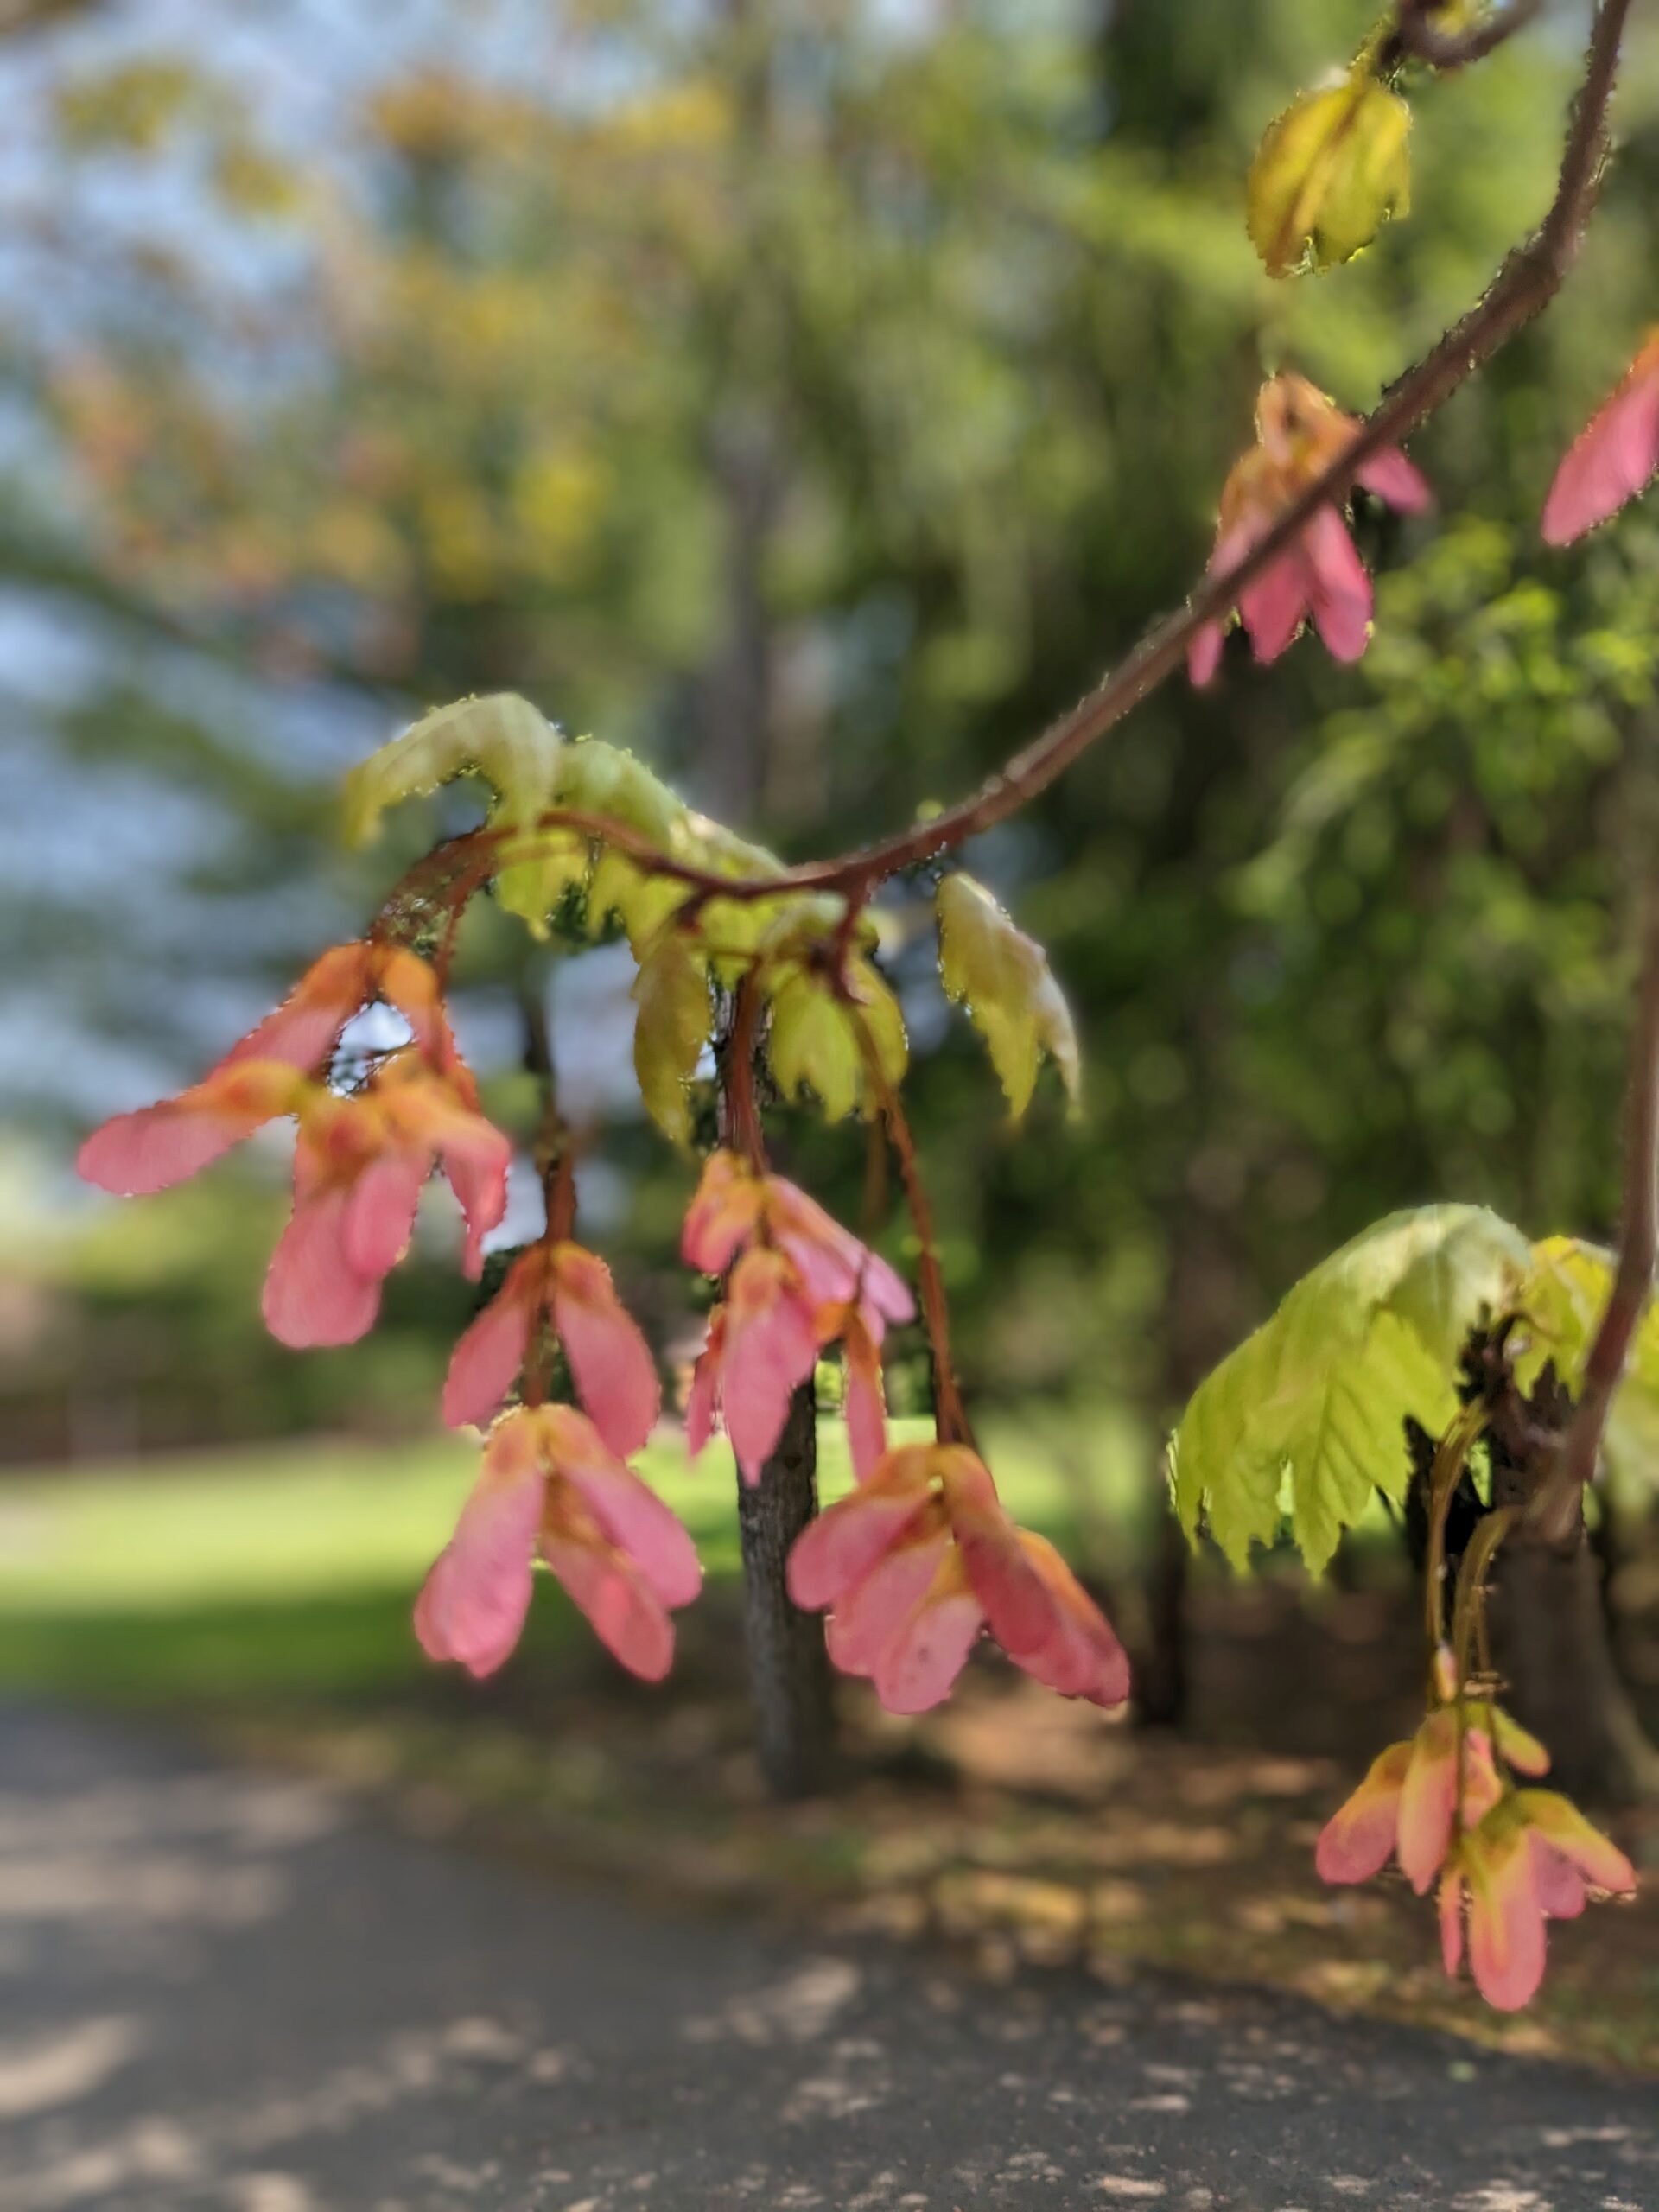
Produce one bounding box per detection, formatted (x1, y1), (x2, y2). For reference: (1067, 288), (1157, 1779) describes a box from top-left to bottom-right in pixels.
(851, 1014), (970, 1447)
(388, 0), (1630, 927)
(722, 971), (770, 1173)
(1388, 0), (1547, 70)
(1536, 883), (1659, 1541)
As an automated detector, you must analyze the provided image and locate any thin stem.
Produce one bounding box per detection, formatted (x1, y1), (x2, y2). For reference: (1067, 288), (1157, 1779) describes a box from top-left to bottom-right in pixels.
(1448, 1504), (1517, 1842)
(723, 970), (769, 1172)
(829, 879), (874, 983)
(543, 1147), (577, 1245)
(851, 1014), (969, 1446)
(1452, 1506), (1517, 1695)
(1538, 881), (1659, 1541)
(1424, 1401), (1488, 1649)
(517, 966), (576, 1241)
(860, 1110), (890, 1245)
(383, 809), (793, 925)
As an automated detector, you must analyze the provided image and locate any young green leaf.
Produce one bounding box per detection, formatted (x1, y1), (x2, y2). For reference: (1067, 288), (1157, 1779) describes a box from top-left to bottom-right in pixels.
(342, 692), (582, 937)
(936, 873), (1079, 1121)
(766, 958), (906, 1122)
(566, 743), (697, 952)
(1247, 71), (1411, 279)
(632, 929), (713, 1147)
(556, 737), (685, 849)
(1518, 1236), (1659, 1478)
(1171, 1205), (1535, 1573)
(589, 851), (695, 956)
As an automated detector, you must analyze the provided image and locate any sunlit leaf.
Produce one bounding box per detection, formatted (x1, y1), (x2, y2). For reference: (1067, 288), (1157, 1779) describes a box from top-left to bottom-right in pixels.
(211, 143), (304, 220)
(342, 692), (583, 936)
(766, 957), (906, 1122)
(561, 739), (696, 950)
(632, 929), (713, 1147)
(1247, 72), (1411, 279)
(1171, 1205), (1535, 1573)
(715, 888), (860, 969)
(55, 59), (204, 154)
(1519, 1236), (1659, 1482)
(556, 737), (685, 848)
(589, 852), (695, 956)
(936, 873), (1079, 1122)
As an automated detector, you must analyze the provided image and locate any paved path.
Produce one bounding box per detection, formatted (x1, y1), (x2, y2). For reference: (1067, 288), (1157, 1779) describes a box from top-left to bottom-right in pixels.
(0, 1700), (1654, 2212)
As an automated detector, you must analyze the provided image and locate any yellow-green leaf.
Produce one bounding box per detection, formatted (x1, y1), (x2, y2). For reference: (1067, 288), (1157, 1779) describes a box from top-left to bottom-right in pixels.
(674, 817), (789, 980)
(563, 741), (696, 951)
(589, 849), (695, 955)
(1247, 72), (1411, 279)
(342, 692), (581, 937)
(766, 958), (906, 1122)
(683, 813), (786, 886)
(768, 971), (861, 1122)
(724, 889), (876, 973)
(632, 931), (712, 1147)
(1171, 1205), (1535, 1573)
(854, 957), (909, 1092)
(936, 874), (1079, 1122)
(1518, 1236), (1659, 1483)
(556, 737), (685, 847)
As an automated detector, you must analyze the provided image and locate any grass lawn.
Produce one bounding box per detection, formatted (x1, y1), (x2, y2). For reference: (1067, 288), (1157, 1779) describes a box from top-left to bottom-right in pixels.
(0, 1407), (1144, 1705)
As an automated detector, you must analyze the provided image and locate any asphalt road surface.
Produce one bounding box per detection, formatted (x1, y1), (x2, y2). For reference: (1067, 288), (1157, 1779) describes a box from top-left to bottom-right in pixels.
(0, 1699), (1653, 2211)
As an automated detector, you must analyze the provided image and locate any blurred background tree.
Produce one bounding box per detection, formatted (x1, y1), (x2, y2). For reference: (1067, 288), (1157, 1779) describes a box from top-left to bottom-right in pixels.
(5, 0), (1659, 1649)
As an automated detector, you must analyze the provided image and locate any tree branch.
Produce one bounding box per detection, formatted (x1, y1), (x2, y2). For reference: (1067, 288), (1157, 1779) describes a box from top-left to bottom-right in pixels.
(668, 0), (1633, 901)
(1387, 0), (1547, 70)
(1535, 884), (1659, 1543)
(392, 3), (1635, 932)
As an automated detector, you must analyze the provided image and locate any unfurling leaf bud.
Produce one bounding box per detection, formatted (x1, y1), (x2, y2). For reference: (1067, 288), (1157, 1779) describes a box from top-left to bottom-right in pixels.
(1247, 71), (1411, 279)
(936, 874), (1080, 1122)
(342, 691), (582, 936)
(766, 958), (906, 1123)
(632, 930), (713, 1147)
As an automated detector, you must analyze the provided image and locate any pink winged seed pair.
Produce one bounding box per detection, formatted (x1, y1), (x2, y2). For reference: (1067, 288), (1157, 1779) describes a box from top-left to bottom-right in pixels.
(77, 941), (511, 1347)
(1317, 1660), (1636, 2011)
(81, 962), (1132, 1718)
(1192, 340), (1659, 684)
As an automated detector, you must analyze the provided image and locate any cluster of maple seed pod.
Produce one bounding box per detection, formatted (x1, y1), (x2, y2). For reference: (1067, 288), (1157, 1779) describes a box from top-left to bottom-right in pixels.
(73, 315), (1659, 2003)
(79, 942), (1128, 1711)
(74, 304), (1659, 2001)
(1318, 1648), (1635, 2012)
(74, 18), (1659, 2009)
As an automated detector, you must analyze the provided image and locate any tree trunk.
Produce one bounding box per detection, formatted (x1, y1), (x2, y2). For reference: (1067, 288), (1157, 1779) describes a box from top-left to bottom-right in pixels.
(737, 1377), (836, 1799)
(1138, 1198), (1245, 1730)
(1131, 1507), (1189, 1728)
(1491, 1537), (1659, 1808)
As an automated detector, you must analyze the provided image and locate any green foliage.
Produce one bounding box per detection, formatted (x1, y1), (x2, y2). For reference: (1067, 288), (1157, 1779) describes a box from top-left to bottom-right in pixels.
(344, 691), (582, 933)
(1236, 518), (1659, 1243)
(766, 957), (906, 1123)
(1171, 1205), (1535, 1573)
(632, 931), (713, 1147)
(1518, 1237), (1659, 1482)
(1174, 1201), (1659, 1573)
(936, 874), (1080, 1122)
(15, 0), (1659, 1440)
